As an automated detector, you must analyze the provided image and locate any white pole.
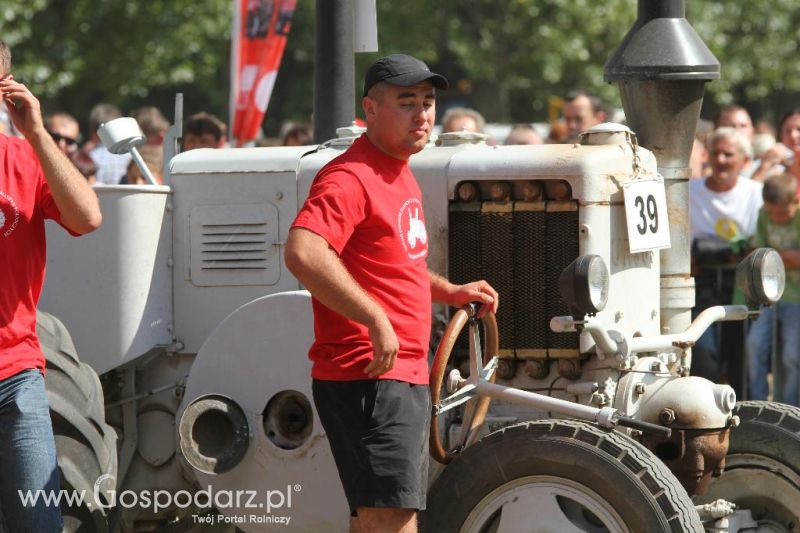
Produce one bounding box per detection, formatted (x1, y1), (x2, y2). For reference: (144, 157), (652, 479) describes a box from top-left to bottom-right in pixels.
(229, 0), (241, 142)
(353, 0), (378, 53)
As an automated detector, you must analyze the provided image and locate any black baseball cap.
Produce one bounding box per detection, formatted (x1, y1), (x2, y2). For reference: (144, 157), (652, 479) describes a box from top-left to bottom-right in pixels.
(363, 54), (449, 97)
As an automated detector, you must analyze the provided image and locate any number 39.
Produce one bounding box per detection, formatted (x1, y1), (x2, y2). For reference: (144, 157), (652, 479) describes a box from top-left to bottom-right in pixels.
(634, 194), (658, 235)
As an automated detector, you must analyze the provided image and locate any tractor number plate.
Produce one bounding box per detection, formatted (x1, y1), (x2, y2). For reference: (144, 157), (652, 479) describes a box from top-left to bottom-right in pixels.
(623, 178), (671, 253)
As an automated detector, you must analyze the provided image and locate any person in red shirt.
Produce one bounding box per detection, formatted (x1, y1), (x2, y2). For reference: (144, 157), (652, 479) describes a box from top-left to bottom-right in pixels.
(0, 40), (101, 531)
(285, 54), (498, 533)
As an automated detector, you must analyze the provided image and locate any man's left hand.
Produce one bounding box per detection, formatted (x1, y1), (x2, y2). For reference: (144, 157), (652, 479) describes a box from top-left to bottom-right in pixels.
(449, 280), (499, 318)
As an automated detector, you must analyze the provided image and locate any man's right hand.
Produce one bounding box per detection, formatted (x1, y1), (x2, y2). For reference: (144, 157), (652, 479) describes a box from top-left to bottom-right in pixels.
(364, 315), (399, 378)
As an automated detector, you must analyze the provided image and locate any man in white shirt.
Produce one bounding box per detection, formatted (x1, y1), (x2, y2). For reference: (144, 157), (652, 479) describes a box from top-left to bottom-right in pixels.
(690, 127), (762, 395)
(690, 127), (763, 243)
(714, 105), (758, 180)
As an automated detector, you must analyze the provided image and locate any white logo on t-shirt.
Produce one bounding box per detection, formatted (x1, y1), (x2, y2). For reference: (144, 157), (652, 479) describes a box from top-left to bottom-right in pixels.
(0, 190), (20, 238)
(398, 198), (428, 260)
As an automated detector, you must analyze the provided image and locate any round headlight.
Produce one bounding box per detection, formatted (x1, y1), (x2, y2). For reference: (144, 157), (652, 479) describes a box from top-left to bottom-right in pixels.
(559, 255), (610, 316)
(736, 248), (785, 306)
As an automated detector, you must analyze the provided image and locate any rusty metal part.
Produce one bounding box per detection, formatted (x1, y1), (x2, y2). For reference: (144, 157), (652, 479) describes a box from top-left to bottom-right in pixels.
(520, 180), (543, 201)
(524, 359), (549, 379)
(641, 427), (730, 496)
(544, 180), (572, 200)
(556, 358), (581, 380)
(672, 340), (695, 350)
(496, 358), (517, 380)
(660, 407), (676, 426)
(456, 181), (479, 202)
(488, 181), (512, 201)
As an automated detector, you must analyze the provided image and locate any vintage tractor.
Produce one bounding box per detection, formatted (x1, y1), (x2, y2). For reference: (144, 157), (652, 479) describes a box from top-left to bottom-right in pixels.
(36, 0), (800, 531)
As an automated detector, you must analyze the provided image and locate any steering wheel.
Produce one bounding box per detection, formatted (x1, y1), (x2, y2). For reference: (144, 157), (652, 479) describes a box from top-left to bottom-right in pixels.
(429, 305), (499, 464)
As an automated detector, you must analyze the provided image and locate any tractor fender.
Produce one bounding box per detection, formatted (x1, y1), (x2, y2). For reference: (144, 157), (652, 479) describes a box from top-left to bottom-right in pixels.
(177, 290), (348, 532)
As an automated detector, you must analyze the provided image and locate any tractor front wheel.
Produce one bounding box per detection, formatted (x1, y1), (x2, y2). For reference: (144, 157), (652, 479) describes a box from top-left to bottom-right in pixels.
(423, 419), (703, 533)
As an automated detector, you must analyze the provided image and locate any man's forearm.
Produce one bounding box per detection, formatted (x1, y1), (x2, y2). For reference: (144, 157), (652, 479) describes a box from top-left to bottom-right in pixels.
(28, 129), (101, 234)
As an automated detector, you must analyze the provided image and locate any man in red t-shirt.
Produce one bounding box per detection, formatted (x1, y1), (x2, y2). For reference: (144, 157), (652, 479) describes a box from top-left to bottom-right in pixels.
(285, 54), (498, 533)
(0, 41), (102, 531)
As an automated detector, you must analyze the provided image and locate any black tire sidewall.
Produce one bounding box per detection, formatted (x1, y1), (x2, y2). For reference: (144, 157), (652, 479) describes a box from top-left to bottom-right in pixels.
(729, 401), (800, 468)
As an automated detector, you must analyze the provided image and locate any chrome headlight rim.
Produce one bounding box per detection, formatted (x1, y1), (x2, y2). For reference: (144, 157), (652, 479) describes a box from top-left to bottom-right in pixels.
(736, 248), (786, 306)
(559, 255), (610, 316)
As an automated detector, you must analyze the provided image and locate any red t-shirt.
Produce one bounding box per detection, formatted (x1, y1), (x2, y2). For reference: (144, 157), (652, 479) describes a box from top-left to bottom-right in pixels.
(292, 135), (432, 384)
(0, 135), (70, 380)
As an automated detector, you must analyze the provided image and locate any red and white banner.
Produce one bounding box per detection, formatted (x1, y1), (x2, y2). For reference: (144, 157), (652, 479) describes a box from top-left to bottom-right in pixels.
(231, 0), (296, 145)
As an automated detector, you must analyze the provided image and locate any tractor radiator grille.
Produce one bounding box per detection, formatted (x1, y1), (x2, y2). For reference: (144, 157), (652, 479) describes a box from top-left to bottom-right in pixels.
(545, 202), (580, 356)
(448, 198), (579, 358)
(479, 203), (515, 355)
(449, 204), (484, 355)
(449, 204), (484, 292)
(513, 202), (548, 356)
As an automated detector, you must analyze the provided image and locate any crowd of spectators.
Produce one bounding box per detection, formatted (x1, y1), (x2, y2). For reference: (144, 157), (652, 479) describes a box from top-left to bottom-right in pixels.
(0, 99), (292, 184)
(688, 105), (800, 405)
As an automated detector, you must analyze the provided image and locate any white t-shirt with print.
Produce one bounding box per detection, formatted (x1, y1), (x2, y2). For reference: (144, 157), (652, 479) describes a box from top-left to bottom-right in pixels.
(689, 177), (763, 242)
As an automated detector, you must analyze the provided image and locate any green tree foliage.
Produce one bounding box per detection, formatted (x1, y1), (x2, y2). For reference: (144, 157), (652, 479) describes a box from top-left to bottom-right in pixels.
(689, 0), (800, 121)
(1, 0), (232, 131)
(1, 0), (798, 135)
(367, 0), (800, 124)
(393, 0), (637, 121)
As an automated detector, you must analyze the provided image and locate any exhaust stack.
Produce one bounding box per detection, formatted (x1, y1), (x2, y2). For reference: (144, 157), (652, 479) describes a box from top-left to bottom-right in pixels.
(604, 0), (719, 349)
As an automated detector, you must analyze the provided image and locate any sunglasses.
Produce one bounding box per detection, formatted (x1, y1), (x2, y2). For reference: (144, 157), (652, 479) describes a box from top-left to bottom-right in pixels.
(49, 131), (78, 147)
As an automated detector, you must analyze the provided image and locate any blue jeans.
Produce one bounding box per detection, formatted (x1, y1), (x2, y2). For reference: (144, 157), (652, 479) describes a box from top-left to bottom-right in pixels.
(747, 303), (800, 405)
(0, 369), (63, 532)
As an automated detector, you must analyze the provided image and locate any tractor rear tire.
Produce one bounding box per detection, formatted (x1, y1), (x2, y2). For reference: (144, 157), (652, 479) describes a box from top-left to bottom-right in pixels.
(37, 311), (118, 533)
(696, 400), (800, 530)
(422, 419), (703, 533)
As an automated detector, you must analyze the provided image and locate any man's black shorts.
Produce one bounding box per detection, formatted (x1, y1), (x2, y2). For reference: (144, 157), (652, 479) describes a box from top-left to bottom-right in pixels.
(312, 379), (431, 515)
